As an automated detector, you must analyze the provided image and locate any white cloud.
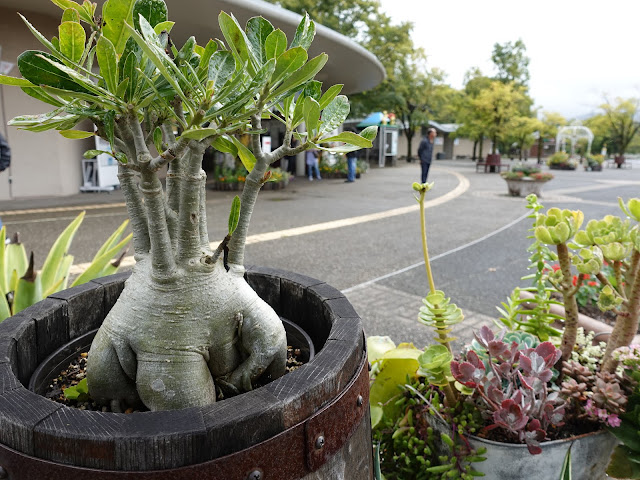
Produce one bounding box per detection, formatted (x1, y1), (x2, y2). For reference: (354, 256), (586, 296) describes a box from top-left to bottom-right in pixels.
(378, 0), (640, 118)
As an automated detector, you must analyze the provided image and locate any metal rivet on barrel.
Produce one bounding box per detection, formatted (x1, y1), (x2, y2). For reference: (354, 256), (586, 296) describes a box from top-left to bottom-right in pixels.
(247, 469), (263, 480)
(0, 466), (7, 479)
(315, 435), (325, 450)
(357, 395), (363, 407)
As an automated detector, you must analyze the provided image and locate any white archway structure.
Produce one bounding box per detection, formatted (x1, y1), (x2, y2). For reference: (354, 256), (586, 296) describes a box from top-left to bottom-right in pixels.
(556, 125), (594, 157)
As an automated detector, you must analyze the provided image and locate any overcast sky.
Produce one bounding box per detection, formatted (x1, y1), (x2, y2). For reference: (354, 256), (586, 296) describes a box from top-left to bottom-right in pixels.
(378, 0), (640, 120)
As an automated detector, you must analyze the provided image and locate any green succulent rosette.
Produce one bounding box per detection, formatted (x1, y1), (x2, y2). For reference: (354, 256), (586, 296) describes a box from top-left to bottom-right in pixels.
(598, 285), (624, 311)
(571, 247), (604, 275)
(534, 207), (584, 245)
(417, 344), (454, 387)
(619, 197), (640, 222)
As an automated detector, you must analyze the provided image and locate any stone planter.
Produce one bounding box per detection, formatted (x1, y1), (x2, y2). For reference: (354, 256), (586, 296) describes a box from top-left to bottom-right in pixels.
(0, 268), (371, 479)
(504, 178), (550, 197)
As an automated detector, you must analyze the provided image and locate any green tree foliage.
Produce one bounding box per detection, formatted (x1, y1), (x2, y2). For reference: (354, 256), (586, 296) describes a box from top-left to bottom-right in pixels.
(599, 97), (640, 156)
(536, 111), (567, 162)
(491, 38), (530, 87)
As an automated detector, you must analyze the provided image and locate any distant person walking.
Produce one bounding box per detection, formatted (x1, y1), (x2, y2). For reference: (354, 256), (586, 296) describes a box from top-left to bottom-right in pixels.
(345, 151), (357, 183)
(0, 133), (10, 230)
(418, 128), (436, 183)
(306, 148), (321, 181)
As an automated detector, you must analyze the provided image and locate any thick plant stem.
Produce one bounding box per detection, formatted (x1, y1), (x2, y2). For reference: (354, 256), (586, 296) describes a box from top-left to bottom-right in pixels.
(129, 114), (175, 277)
(198, 178), (209, 250)
(442, 383), (458, 408)
(117, 165), (150, 257)
(419, 191), (436, 294)
(176, 142), (208, 262)
(602, 263), (640, 371)
(557, 242), (579, 361)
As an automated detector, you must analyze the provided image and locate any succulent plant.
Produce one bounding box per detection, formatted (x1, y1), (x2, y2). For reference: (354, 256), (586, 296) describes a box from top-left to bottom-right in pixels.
(450, 326), (565, 455)
(592, 371), (628, 415)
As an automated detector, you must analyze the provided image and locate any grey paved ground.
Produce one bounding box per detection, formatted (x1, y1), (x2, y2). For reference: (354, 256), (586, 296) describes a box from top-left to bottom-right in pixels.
(2, 158), (639, 351)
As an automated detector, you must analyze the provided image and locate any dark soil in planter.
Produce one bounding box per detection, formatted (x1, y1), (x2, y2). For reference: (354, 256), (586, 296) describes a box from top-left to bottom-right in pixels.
(45, 345), (306, 413)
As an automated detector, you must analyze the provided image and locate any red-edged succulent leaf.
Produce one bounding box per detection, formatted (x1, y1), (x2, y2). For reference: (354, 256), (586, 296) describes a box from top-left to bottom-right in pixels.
(493, 399), (529, 433)
(451, 359), (484, 388)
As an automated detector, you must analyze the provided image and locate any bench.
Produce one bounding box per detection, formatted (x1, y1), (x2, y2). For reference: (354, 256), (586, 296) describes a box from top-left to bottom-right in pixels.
(476, 155), (510, 173)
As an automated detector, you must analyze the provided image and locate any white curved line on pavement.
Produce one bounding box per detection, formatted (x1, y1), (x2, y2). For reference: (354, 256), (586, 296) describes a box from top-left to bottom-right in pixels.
(341, 210), (531, 294)
(69, 168), (470, 275)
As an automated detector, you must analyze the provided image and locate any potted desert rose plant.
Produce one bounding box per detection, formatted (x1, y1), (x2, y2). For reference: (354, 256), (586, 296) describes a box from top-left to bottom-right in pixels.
(369, 187), (640, 479)
(0, 0), (378, 477)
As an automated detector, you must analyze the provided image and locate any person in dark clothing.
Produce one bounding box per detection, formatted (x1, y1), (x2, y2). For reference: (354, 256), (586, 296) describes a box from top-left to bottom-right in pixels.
(0, 133), (10, 230)
(417, 128), (436, 183)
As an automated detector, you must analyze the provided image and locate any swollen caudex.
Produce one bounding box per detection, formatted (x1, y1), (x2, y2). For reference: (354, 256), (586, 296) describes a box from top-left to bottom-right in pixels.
(86, 258), (287, 411)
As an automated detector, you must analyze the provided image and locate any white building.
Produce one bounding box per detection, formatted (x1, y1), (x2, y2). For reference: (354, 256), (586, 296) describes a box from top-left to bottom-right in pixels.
(0, 0), (384, 199)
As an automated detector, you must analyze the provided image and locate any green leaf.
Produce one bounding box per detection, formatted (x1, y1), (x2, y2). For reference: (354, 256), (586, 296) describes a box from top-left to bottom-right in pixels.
(71, 233), (132, 287)
(272, 47), (307, 85)
(265, 29), (287, 60)
(303, 97), (320, 138)
(20, 85), (64, 107)
(115, 152), (128, 164)
(359, 125), (378, 141)
(0, 289), (10, 322)
(39, 212), (84, 294)
(228, 195), (241, 234)
(211, 136), (237, 155)
(226, 135), (256, 172)
(560, 444), (572, 480)
(179, 128), (219, 141)
(103, 110), (115, 148)
(133, 0), (168, 30)
(270, 53), (327, 100)
(0, 227), (6, 295)
(303, 80), (322, 101)
(12, 253), (38, 315)
(35, 53), (111, 98)
(153, 20), (174, 35)
(290, 13), (315, 51)
(318, 84), (343, 110)
(320, 95), (350, 134)
(96, 36), (118, 94)
(208, 51), (236, 90)
(319, 131), (373, 148)
(61, 8), (80, 23)
(153, 127), (163, 154)
(51, 0), (93, 24)
(246, 16), (273, 65)
(120, 51), (138, 102)
(83, 149), (110, 159)
(63, 378), (90, 401)
(4, 235), (28, 291)
(101, 0), (136, 54)
(198, 39), (218, 76)
(124, 21), (190, 108)
(218, 12), (254, 71)
(17, 51), (91, 94)
(58, 21), (86, 63)
(40, 85), (116, 109)
(59, 129), (93, 139)
(0, 75), (34, 87)
(115, 77), (129, 98)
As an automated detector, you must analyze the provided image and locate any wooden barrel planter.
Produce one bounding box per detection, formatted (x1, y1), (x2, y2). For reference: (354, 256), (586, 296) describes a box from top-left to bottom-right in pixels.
(0, 267), (372, 479)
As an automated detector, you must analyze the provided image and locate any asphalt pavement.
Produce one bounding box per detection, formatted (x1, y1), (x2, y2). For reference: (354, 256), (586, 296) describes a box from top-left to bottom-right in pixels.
(1, 158), (639, 351)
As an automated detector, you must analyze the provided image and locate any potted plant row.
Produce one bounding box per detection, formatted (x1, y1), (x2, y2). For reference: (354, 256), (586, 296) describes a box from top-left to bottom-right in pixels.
(584, 154), (605, 171)
(210, 165), (290, 191)
(500, 163), (553, 197)
(547, 151), (577, 170)
(370, 188), (640, 479)
(0, 0), (379, 477)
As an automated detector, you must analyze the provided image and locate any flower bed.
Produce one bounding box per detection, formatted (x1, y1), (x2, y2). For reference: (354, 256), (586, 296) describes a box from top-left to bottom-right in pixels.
(209, 167), (289, 190)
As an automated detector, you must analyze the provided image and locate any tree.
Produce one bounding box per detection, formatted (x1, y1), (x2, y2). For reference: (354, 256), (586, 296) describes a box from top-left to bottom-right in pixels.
(2, 1), (375, 410)
(507, 116), (541, 160)
(455, 69), (493, 160)
(599, 97), (640, 157)
(473, 81), (527, 155)
(265, 0), (378, 40)
(491, 39), (530, 88)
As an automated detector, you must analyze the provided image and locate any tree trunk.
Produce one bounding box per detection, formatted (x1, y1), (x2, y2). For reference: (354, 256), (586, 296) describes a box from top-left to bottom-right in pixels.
(406, 130), (414, 162)
(479, 137), (484, 161)
(472, 139), (478, 161)
(537, 136), (543, 164)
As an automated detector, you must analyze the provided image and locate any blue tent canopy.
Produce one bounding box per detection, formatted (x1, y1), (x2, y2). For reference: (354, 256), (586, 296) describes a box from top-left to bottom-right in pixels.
(356, 112), (400, 128)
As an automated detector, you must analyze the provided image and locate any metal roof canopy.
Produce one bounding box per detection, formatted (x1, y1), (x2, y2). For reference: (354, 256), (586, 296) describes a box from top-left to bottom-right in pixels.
(1, 0), (386, 95)
(556, 125), (594, 156)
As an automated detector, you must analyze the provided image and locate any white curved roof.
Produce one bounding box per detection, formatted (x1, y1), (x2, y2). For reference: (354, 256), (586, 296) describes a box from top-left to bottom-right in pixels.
(1, 0), (386, 94)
